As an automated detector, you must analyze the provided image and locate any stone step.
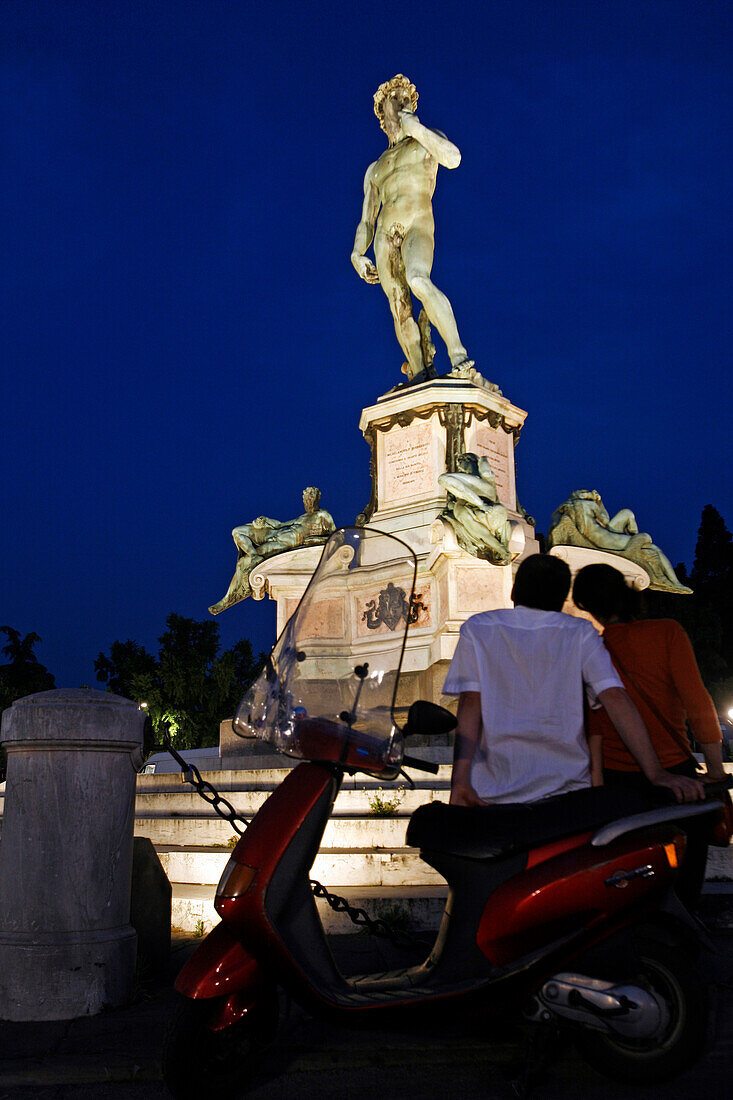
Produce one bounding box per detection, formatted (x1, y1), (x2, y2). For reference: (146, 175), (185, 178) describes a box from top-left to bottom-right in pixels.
(135, 813), (422, 848)
(157, 845), (442, 888)
(136, 762), (453, 794)
(135, 785), (449, 817)
(706, 846), (733, 879)
(171, 883), (448, 936)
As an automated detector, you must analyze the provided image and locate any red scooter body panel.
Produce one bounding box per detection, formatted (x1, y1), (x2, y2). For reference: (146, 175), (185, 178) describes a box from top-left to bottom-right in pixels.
(478, 831), (675, 966)
(215, 762), (335, 939)
(174, 919), (262, 1000)
(217, 761), (333, 883)
(525, 830), (593, 868)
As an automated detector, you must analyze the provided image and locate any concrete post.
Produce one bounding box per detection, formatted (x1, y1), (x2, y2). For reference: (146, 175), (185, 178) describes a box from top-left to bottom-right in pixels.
(0, 689), (145, 1020)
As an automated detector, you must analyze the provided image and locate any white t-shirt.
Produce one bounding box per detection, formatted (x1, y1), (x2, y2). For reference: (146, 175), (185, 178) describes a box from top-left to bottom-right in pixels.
(443, 607), (623, 804)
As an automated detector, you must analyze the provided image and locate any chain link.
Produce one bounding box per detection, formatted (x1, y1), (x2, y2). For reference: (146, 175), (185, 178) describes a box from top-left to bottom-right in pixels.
(161, 739), (411, 944)
(163, 739), (248, 834)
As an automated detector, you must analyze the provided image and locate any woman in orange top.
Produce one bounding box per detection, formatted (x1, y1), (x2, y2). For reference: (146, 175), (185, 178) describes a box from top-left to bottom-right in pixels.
(572, 564), (724, 786)
(572, 563), (725, 902)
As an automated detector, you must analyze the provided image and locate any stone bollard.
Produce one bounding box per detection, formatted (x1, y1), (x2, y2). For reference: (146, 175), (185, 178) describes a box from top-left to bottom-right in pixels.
(0, 689), (145, 1020)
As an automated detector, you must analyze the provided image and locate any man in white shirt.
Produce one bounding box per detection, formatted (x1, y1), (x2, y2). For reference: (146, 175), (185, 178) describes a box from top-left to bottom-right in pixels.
(444, 555), (703, 806)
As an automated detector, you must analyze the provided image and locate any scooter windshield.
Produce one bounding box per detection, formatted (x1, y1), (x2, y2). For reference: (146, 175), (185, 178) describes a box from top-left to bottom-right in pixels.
(233, 528), (417, 774)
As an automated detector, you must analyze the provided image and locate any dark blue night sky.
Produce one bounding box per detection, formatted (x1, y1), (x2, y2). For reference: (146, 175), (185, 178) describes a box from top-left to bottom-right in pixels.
(2, 1), (731, 688)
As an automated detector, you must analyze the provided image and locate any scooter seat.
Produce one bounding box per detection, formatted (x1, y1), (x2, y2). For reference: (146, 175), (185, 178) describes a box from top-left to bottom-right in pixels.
(406, 786), (650, 861)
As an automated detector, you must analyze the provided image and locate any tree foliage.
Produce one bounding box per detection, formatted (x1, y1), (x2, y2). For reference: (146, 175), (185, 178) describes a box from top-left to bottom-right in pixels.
(0, 626), (56, 780)
(0, 626), (56, 711)
(95, 613), (264, 752)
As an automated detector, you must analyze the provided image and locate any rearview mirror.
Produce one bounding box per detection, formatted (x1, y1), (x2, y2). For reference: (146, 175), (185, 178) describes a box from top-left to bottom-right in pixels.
(403, 700), (457, 738)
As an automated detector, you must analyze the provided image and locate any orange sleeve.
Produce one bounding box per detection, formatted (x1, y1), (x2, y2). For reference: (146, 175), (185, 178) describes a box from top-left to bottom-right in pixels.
(666, 622), (721, 744)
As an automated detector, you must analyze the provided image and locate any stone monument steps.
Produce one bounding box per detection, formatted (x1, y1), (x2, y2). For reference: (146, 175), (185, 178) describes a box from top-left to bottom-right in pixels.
(134, 812), (434, 849)
(157, 845), (442, 889)
(135, 784), (449, 817)
(137, 761), (453, 794)
(171, 883), (448, 936)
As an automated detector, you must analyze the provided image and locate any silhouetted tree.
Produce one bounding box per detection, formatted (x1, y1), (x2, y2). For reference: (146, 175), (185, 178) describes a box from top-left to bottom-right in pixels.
(0, 627), (56, 709)
(645, 505), (733, 707)
(0, 626), (56, 779)
(95, 613), (264, 752)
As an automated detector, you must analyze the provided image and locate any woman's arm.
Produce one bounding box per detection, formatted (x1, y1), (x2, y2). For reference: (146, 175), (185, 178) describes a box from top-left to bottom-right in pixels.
(667, 623), (724, 776)
(598, 686), (703, 801)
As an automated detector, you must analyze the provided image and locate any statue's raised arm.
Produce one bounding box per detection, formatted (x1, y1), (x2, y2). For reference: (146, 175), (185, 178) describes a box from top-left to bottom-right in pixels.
(351, 74), (475, 383)
(398, 111), (461, 169)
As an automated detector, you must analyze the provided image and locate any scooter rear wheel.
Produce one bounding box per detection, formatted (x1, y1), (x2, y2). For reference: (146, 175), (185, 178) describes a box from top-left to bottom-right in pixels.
(575, 942), (707, 1084)
(163, 987), (279, 1099)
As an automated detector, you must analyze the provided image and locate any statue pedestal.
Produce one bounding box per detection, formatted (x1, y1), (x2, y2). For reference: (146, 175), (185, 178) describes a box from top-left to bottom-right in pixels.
(356, 376), (533, 551)
(220, 378), (539, 759)
(548, 545), (651, 591)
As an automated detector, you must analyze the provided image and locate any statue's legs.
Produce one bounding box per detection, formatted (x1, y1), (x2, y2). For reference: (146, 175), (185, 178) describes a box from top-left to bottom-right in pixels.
(209, 555), (255, 615)
(232, 525), (258, 555)
(403, 225), (469, 368)
(651, 543), (687, 587)
(374, 232), (425, 378)
(608, 509), (639, 536)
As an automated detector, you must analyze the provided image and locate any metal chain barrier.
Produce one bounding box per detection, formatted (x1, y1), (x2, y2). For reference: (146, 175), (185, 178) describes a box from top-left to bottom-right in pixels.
(162, 737), (417, 945)
(163, 739), (248, 835)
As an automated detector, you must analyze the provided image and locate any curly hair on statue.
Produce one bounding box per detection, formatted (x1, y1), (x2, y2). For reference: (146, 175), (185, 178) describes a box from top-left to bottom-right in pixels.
(373, 74), (419, 131)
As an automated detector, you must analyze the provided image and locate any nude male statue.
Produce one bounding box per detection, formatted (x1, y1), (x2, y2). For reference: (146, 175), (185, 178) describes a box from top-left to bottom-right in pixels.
(352, 74), (473, 382)
(209, 488), (336, 615)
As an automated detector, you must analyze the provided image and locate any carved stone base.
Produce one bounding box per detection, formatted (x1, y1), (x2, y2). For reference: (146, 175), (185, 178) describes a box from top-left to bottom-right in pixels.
(548, 545), (651, 592)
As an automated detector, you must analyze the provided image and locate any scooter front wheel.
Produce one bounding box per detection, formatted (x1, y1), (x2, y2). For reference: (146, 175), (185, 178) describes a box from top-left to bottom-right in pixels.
(575, 942), (707, 1084)
(163, 987), (279, 1099)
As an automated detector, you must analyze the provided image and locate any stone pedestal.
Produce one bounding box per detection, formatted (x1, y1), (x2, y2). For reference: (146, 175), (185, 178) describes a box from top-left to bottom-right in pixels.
(548, 545), (651, 591)
(221, 379), (539, 761)
(0, 690), (145, 1021)
(356, 376), (533, 552)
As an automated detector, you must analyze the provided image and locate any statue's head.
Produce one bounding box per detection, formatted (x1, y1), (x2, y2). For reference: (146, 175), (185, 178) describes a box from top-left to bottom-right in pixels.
(455, 452), (480, 476)
(571, 489), (601, 504)
(302, 486), (321, 513)
(373, 74), (418, 133)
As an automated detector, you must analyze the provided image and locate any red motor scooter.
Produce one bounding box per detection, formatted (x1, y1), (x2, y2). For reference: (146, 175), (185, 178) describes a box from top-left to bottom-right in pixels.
(163, 528), (733, 1097)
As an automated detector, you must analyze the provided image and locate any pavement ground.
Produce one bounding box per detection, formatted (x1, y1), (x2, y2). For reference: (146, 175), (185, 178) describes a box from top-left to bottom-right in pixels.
(1, 912), (732, 1100)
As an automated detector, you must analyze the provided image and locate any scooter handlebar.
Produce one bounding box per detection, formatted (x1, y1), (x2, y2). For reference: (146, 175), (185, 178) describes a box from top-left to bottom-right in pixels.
(402, 753), (440, 775)
(702, 775), (733, 796)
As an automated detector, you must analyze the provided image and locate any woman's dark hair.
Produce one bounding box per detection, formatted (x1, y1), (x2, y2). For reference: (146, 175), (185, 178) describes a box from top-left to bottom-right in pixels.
(572, 563), (641, 622)
(511, 554), (571, 612)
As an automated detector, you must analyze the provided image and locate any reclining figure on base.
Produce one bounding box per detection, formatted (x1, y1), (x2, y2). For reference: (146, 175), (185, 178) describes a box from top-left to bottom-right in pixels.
(546, 489), (692, 594)
(209, 487), (335, 614)
(438, 453), (518, 566)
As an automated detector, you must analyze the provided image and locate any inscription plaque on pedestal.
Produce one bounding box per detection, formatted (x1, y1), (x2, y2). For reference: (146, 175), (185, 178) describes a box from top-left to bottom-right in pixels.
(468, 423), (515, 510)
(380, 418), (442, 508)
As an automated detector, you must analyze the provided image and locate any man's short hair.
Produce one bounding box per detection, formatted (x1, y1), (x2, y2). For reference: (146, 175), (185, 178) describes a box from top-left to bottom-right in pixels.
(511, 554), (571, 612)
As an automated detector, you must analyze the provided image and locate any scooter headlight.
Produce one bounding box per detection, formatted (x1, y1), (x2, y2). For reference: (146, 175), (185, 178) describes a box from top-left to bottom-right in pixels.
(216, 858), (257, 899)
